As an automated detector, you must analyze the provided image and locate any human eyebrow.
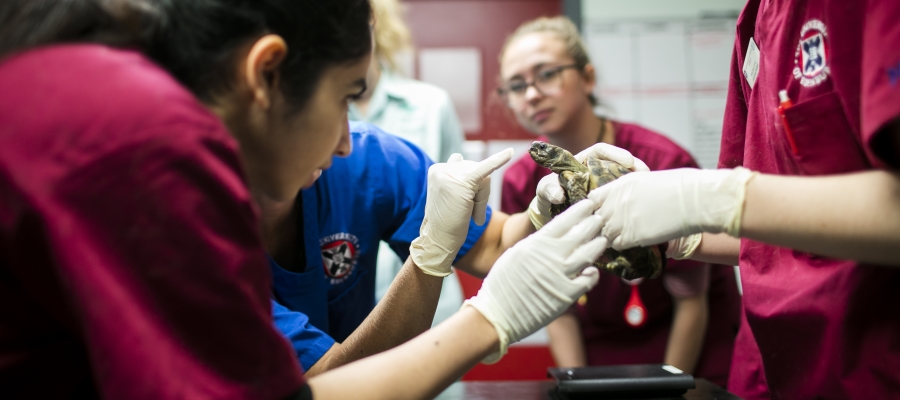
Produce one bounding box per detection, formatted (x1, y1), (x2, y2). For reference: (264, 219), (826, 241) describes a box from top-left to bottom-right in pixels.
(503, 63), (552, 83)
(504, 72), (525, 82)
(530, 63), (551, 73)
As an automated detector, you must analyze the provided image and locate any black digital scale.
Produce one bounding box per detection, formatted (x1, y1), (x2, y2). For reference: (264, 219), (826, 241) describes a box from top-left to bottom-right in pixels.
(548, 364), (696, 399)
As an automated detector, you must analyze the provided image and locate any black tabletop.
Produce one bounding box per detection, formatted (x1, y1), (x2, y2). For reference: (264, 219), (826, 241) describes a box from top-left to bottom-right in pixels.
(434, 378), (742, 400)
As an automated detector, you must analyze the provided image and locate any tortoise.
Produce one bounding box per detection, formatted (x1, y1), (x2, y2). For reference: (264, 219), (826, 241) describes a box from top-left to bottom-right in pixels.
(529, 141), (663, 280)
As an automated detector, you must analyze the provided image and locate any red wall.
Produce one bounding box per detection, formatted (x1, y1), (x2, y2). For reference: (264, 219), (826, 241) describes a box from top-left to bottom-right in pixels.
(405, 0), (562, 141)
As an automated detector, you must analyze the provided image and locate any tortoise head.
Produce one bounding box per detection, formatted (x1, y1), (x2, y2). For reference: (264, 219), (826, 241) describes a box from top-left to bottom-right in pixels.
(529, 141), (568, 168)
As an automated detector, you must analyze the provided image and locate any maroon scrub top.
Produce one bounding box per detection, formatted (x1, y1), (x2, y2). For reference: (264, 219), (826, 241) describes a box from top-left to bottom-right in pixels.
(721, 0), (900, 398)
(502, 122), (741, 387)
(0, 45), (304, 399)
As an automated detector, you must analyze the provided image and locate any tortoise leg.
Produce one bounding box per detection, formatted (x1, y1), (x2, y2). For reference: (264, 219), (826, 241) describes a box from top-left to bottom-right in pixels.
(563, 171), (589, 202)
(550, 203), (567, 217)
(601, 248), (663, 280)
(619, 247), (663, 280)
(603, 256), (641, 280)
(550, 171), (589, 217)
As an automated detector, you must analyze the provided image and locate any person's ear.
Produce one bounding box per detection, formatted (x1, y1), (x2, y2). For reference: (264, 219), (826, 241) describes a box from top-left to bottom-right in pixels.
(582, 63), (597, 96)
(244, 34), (288, 109)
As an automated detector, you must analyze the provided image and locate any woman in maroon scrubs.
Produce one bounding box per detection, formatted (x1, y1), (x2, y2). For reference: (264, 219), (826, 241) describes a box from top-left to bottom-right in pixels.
(577, 1), (900, 398)
(498, 16), (740, 386)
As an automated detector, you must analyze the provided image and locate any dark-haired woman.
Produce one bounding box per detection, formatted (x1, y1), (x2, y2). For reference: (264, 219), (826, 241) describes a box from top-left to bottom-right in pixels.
(0, 1), (604, 399)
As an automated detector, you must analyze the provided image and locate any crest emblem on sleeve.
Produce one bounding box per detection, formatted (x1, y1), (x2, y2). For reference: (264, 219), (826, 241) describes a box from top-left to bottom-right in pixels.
(793, 19), (830, 87)
(320, 232), (360, 284)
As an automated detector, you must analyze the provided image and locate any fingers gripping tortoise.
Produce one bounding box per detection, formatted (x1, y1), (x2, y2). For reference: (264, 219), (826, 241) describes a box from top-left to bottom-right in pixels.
(529, 141), (664, 280)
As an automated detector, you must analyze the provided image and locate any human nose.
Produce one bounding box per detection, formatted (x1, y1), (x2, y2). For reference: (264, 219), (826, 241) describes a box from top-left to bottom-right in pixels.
(524, 83), (543, 103)
(335, 118), (352, 157)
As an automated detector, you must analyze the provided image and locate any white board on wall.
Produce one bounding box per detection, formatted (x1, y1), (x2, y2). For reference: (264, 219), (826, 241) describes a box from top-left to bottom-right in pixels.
(580, 0), (746, 168)
(585, 18), (736, 168)
(582, 0), (746, 20)
(418, 48), (483, 133)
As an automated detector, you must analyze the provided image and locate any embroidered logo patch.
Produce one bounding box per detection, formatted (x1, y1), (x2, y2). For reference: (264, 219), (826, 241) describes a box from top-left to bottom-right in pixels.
(793, 19), (830, 87)
(320, 232), (360, 284)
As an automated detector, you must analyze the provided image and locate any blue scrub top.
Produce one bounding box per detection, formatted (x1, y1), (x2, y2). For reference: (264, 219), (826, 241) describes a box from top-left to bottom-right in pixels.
(272, 122), (491, 370)
(271, 297), (335, 371)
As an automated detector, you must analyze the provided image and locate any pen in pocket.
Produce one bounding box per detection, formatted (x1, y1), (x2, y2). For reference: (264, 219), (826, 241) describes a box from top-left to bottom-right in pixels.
(777, 90), (799, 155)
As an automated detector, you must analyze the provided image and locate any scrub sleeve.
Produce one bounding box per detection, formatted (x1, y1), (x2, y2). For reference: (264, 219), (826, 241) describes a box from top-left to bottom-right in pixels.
(0, 45), (304, 399)
(272, 299), (336, 372)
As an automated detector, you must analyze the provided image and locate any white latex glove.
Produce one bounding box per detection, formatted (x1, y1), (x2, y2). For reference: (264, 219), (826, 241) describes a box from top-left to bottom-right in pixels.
(667, 233), (703, 260)
(574, 142), (650, 172)
(527, 173), (564, 230)
(589, 167), (757, 250)
(410, 149), (514, 277)
(528, 143), (650, 230)
(464, 199), (607, 363)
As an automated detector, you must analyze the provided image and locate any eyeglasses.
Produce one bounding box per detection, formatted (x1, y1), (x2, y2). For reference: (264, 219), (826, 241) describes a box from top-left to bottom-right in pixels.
(497, 64), (579, 105)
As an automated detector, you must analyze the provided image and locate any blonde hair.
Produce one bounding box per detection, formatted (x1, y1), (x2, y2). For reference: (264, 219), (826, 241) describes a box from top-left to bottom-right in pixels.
(370, 0), (412, 74)
(501, 16), (598, 105)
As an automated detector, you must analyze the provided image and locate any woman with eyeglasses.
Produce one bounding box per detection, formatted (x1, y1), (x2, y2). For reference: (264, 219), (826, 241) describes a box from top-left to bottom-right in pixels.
(497, 16), (740, 386)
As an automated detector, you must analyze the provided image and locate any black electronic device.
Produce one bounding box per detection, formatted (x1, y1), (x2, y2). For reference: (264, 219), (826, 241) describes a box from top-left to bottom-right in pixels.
(548, 364), (695, 399)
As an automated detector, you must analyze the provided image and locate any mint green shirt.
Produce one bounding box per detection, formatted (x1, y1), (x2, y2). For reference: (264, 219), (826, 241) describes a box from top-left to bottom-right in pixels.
(349, 71), (464, 164)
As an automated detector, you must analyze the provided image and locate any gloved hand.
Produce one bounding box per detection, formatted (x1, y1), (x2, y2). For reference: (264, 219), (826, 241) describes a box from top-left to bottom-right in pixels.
(410, 149), (514, 277)
(464, 199), (607, 363)
(589, 167), (757, 250)
(573, 142), (650, 172)
(527, 173), (564, 230)
(528, 143), (650, 230)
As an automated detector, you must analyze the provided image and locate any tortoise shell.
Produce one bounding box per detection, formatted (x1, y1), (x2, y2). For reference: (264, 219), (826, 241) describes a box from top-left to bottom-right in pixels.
(529, 141), (663, 280)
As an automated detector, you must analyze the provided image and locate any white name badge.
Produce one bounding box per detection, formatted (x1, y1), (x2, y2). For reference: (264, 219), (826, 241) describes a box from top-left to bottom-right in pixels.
(743, 37), (761, 89)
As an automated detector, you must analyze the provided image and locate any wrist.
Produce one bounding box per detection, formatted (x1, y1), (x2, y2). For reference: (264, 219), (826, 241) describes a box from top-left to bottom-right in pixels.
(409, 234), (456, 277)
(461, 300), (509, 364)
(689, 167), (757, 237)
(721, 167), (756, 237)
(667, 233), (702, 260)
(527, 196), (552, 230)
(458, 305), (501, 359)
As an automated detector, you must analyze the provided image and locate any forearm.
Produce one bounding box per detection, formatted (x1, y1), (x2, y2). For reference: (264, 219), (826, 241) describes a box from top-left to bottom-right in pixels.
(305, 258), (443, 376)
(455, 211), (534, 278)
(663, 294), (708, 374)
(546, 311), (587, 367)
(691, 233), (740, 265)
(741, 170), (900, 265)
(500, 212), (536, 252)
(308, 198), (608, 398)
(308, 306), (498, 400)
